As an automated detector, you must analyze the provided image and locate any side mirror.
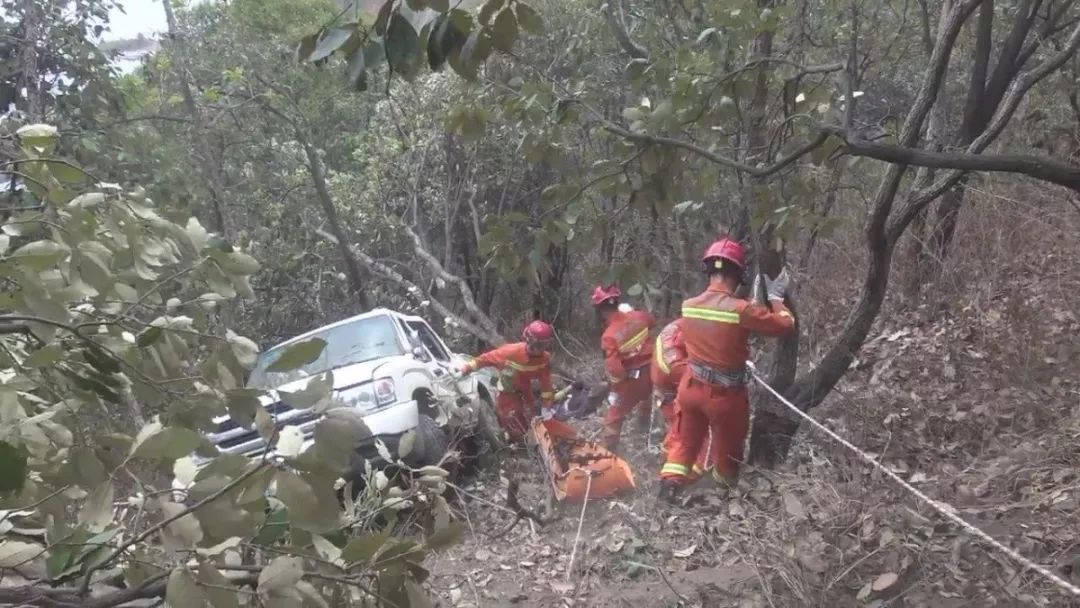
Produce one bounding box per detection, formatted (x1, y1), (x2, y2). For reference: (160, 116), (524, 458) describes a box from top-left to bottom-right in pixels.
(412, 346), (429, 361)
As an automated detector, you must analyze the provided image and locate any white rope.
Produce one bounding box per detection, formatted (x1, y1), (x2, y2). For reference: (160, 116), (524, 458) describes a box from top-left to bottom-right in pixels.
(745, 361), (1080, 599)
(565, 472), (594, 583)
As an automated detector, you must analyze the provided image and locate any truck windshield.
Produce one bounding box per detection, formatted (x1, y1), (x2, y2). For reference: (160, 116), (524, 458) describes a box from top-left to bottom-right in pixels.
(248, 315), (404, 389)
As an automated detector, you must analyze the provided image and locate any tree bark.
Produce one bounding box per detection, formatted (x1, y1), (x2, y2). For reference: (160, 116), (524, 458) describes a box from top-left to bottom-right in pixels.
(160, 0), (232, 240)
(300, 140), (372, 311)
(748, 0), (980, 462)
(17, 0), (42, 119)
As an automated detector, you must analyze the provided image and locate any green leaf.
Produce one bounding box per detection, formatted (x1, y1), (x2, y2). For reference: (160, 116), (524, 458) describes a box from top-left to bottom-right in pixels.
(11, 240), (69, 269)
(226, 389), (261, 428)
(406, 579), (432, 607)
(44, 160), (93, 185)
(310, 26), (354, 62)
(131, 427), (202, 461)
(342, 529), (391, 564)
(279, 372), (333, 411)
(515, 2), (542, 33)
(386, 13), (423, 80)
(16, 124), (57, 152)
(0, 540), (44, 568)
(226, 330), (260, 369)
(274, 471), (340, 532)
(425, 520), (462, 550)
(160, 501), (204, 549)
(313, 408), (372, 472)
(490, 8), (518, 52)
(478, 0), (505, 25)
(428, 0), (449, 10)
(374, 0), (394, 35)
(137, 326), (164, 347)
(252, 507), (289, 545)
(259, 556), (304, 593)
(0, 441), (28, 493)
(427, 16), (449, 70)
(405, 0), (427, 10)
(166, 568), (207, 608)
(265, 338), (327, 373)
(217, 251), (260, 275)
(25, 345), (63, 368)
(296, 33), (318, 62)
(78, 481), (114, 532)
(346, 47), (368, 91)
(461, 28), (492, 68)
(198, 561), (240, 608)
(70, 446), (107, 488)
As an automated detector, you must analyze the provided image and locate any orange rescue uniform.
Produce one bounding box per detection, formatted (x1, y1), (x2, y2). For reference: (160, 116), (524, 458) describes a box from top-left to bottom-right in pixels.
(661, 285), (794, 485)
(462, 342), (554, 442)
(651, 319), (711, 477)
(600, 309), (656, 448)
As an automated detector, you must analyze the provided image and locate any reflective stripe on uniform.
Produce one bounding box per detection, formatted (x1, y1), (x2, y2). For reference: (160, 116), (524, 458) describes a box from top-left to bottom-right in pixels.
(619, 328), (649, 353)
(682, 306), (740, 324)
(661, 463), (689, 477)
(654, 335), (670, 374)
(506, 360), (546, 372)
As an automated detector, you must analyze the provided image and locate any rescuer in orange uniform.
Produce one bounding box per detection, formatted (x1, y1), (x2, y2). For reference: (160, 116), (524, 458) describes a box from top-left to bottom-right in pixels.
(659, 238), (795, 501)
(459, 320), (556, 443)
(651, 319), (711, 477)
(592, 285), (656, 450)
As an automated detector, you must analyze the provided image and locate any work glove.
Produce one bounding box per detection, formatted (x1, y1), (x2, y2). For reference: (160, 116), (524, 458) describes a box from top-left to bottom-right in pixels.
(457, 362), (472, 376)
(765, 268), (791, 302)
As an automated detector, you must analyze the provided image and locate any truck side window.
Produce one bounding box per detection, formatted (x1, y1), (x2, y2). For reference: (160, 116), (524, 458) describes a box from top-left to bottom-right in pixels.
(407, 321), (450, 361)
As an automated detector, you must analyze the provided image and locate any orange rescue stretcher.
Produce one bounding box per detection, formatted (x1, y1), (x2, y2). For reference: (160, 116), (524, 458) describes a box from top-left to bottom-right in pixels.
(529, 418), (636, 502)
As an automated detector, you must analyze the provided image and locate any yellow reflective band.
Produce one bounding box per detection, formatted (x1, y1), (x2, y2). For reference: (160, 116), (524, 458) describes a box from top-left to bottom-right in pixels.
(661, 463), (689, 476)
(619, 328), (649, 353)
(506, 360), (545, 372)
(653, 336), (669, 374)
(682, 306), (740, 324)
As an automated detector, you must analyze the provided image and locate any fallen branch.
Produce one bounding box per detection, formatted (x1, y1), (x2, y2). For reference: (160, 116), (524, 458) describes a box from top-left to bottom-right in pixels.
(77, 462), (271, 596)
(488, 478), (552, 540)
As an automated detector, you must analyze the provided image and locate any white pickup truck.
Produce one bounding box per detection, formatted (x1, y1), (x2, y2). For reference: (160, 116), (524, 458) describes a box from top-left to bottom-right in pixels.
(201, 308), (503, 477)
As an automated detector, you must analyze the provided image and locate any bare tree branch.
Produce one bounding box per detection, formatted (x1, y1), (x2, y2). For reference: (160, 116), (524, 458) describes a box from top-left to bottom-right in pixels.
(600, 120), (831, 176)
(308, 224), (505, 346)
(829, 130), (1080, 191)
(601, 0), (648, 60)
(402, 225), (503, 342)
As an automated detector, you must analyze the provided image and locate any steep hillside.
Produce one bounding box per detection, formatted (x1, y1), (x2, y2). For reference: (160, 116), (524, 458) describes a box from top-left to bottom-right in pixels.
(425, 184), (1080, 607)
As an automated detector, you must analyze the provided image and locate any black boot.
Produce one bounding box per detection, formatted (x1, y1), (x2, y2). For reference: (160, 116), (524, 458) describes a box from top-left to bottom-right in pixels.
(657, 481), (682, 504)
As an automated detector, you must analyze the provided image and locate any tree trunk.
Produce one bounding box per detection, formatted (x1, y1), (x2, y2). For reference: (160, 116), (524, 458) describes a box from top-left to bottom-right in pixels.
(160, 0), (232, 240)
(300, 140), (372, 311)
(18, 0), (42, 119)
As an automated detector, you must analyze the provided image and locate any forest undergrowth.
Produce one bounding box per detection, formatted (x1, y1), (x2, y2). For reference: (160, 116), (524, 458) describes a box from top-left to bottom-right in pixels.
(427, 182), (1080, 608)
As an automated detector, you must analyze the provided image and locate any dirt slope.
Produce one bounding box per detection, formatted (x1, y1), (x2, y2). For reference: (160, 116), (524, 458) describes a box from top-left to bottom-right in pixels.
(428, 188), (1080, 607)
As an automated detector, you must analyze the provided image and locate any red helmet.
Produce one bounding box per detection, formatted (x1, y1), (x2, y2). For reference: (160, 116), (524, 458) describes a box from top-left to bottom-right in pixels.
(590, 284), (621, 307)
(701, 238), (746, 271)
(523, 320), (555, 342)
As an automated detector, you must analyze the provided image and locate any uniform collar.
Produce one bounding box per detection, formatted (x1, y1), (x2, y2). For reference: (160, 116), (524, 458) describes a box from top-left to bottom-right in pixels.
(705, 283), (734, 295)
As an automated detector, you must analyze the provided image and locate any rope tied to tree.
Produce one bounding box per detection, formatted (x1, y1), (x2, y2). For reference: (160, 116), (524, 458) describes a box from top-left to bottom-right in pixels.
(746, 361), (1080, 600)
